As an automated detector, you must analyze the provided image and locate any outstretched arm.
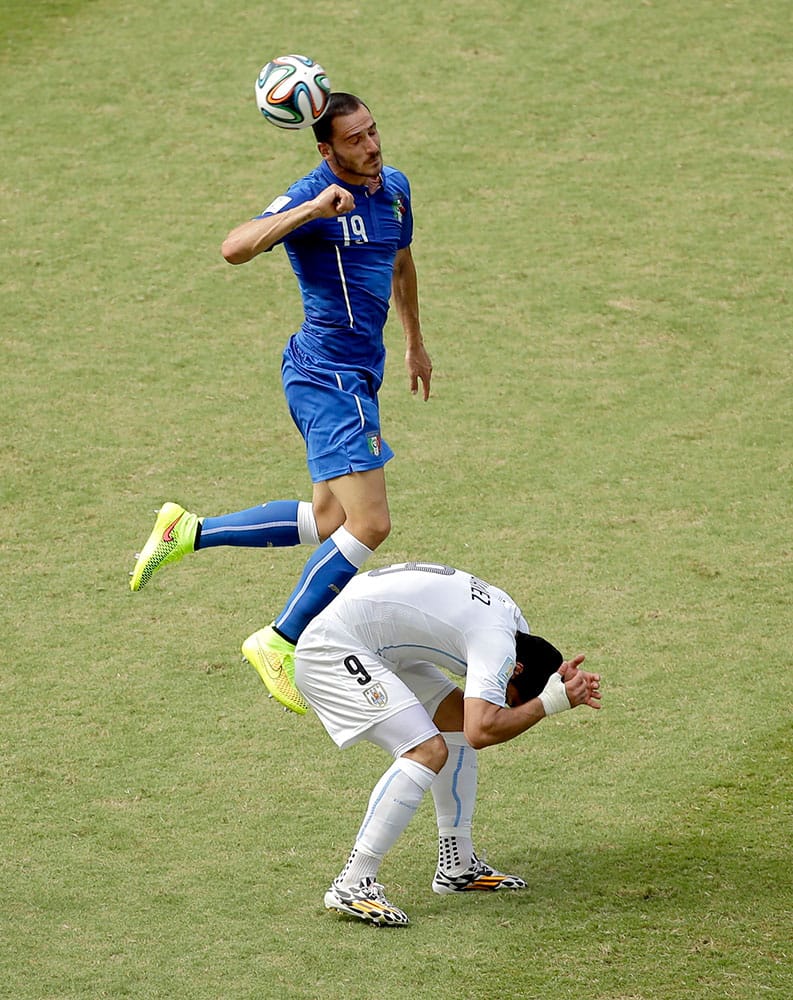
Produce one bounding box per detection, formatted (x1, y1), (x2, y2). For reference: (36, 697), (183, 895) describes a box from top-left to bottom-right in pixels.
(221, 184), (356, 264)
(463, 654), (601, 750)
(392, 246), (432, 400)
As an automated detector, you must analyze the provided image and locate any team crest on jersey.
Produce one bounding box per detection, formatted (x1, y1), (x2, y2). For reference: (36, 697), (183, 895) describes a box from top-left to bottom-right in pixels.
(367, 433), (382, 457)
(497, 655), (515, 689)
(363, 683), (388, 707)
(392, 195), (406, 221)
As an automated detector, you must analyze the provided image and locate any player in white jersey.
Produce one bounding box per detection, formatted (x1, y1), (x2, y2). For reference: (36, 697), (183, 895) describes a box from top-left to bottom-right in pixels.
(293, 561), (602, 926)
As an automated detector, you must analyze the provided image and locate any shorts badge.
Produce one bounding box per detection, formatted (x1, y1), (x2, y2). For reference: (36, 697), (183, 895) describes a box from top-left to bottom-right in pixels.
(363, 683), (388, 708)
(367, 433), (382, 457)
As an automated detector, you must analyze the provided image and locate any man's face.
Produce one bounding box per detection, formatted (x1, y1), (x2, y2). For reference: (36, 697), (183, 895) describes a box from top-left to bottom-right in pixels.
(320, 106), (382, 184)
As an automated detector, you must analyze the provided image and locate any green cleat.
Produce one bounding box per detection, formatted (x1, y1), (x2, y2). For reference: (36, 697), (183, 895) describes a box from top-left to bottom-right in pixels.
(130, 502), (199, 592)
(241, 624), (307, 715)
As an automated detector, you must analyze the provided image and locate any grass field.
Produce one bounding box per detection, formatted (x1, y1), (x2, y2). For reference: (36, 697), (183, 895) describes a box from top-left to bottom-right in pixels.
(2, 2), (791, 998)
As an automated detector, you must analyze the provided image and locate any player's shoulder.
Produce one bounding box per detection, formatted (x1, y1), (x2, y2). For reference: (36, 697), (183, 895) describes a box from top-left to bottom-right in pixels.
(285, 161), (328, 197)
(381, 165), (411, 195)
(256, 163), (326, 218)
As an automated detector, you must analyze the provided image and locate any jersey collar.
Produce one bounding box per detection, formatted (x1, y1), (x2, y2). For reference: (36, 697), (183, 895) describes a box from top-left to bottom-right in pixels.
(318, 158), (384, 195)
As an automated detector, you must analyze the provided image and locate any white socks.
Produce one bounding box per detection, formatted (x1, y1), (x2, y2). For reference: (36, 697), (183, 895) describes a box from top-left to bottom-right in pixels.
(431, 732), (478, 874)
(331, 525), (374, 569)
(296, 507), (375, 568)
(336, 734), (480, 887)
(296, 501), (320, 546)
(336, 757), (436, 887)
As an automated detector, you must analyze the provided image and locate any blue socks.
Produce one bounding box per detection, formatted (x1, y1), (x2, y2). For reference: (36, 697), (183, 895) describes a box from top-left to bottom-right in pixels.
(275, 526), (373, 643)
(198, 500), (303, 549)
(194, 502), (373, 646)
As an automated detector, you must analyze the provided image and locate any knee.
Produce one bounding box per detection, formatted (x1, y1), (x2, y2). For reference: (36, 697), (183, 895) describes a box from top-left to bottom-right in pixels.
(367, 509), (391, 548)
(404, 733), (448, 774)
(347, 508), (391, 550)
(312, 496), (345, 541)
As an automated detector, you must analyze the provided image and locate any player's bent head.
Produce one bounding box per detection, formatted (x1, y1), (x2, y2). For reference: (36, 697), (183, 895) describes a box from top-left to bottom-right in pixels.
(510, 633), (564, 705)
(313, 92), (370, 143)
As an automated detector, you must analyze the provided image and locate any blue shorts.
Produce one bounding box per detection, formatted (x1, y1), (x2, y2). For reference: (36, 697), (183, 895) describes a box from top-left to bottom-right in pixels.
(281, 336), (395, 484)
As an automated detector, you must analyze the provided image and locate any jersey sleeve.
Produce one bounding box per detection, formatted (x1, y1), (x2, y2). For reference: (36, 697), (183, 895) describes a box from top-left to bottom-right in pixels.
(252, 178), (324, 247)
(393, 171), (414, 249)
(461, 626), (517, 706)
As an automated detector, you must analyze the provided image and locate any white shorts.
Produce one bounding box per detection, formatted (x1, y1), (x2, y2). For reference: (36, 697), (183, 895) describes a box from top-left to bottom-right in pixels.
(294, 615), (458, 750)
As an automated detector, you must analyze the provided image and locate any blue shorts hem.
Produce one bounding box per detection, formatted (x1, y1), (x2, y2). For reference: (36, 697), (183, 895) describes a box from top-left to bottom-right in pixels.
(307, 443), (395, 484)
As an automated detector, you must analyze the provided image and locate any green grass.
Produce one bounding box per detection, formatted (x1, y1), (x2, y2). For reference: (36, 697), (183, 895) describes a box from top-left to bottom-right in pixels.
(2, 1), (791, 998)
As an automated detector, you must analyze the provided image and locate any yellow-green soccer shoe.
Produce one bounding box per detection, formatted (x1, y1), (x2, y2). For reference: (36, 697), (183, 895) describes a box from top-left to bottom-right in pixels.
(241, 624), (307, 715)
(129, 502), (199, 592)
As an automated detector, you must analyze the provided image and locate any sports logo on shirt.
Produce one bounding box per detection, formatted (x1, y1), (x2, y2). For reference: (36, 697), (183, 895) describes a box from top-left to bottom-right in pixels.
(497, 655), (515, 690)
(392, 195), (406, 221)
(262, 195), (292, 215)
(363, 683), (388, 708)
(367, 433), (382, 457)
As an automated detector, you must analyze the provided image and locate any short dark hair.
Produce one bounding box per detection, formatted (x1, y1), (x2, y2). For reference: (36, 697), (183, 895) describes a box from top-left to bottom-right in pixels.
(511, 633), (564, 702)
(312, 92), (370, 143)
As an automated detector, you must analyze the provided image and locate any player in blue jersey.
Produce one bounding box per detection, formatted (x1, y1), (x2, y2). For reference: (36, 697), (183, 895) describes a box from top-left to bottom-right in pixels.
(129, 93), (432, 715)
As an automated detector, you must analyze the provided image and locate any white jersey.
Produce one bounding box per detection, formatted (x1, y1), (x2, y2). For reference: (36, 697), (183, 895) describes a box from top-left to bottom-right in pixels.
(317, 562), (529, 706)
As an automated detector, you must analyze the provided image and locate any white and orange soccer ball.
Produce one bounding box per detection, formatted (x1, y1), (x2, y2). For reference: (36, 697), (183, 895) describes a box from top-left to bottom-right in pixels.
(255, 54), (332, 130)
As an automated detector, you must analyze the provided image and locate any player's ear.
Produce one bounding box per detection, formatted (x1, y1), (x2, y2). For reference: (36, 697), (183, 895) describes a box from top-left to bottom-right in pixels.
(512, 661), (525, 677)
(318, 142), (332, 160)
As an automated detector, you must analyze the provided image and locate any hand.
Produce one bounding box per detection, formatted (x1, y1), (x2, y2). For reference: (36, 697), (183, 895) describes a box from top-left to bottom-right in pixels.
(311, 184), (355, 218)
(406, 343), (432, 400)
(559, 655), (602, 710)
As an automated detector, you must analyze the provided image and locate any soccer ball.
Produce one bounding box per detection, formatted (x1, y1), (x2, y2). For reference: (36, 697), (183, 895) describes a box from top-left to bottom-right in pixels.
(255, 54), (331, 130)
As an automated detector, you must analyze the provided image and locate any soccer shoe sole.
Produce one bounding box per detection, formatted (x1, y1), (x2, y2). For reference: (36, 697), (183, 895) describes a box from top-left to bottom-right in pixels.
(241, 631), (308, 715)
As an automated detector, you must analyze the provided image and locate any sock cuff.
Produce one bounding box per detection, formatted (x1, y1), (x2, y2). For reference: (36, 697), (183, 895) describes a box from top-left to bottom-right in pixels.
(437, 822), (474, 838)
(297, 501), (320, 546)
(398, 757), (437, 793)
(331, 525), (374, 569)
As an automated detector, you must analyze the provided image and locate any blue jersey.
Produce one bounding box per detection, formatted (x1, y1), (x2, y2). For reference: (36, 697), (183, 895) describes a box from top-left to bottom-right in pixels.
(258, 159), (413, 385)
